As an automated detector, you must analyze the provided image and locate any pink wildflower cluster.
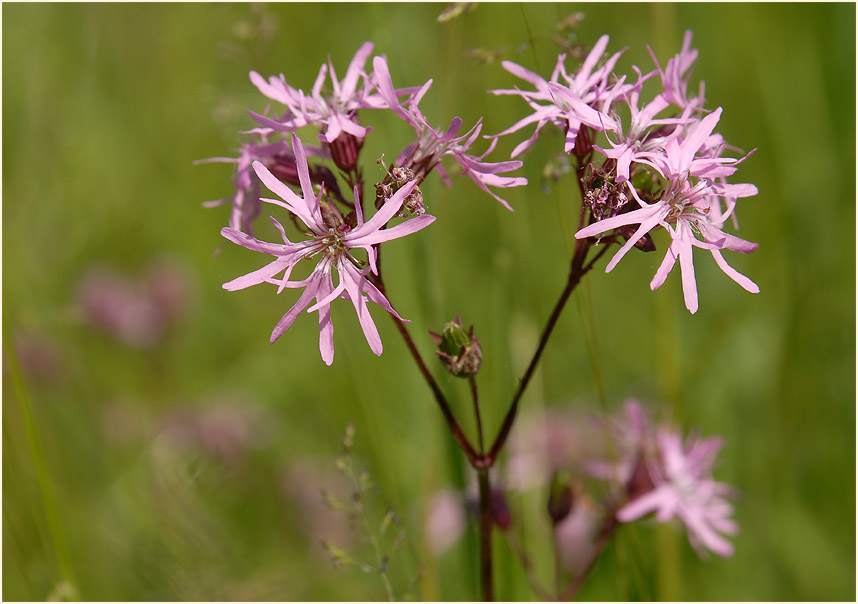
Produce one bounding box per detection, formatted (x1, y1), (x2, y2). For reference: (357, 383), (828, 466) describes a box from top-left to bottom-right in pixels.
(207, 43), (529, 363)
(204, 42), (527, 236)
(421, 400), (737, 564)
(493, 32), (758, 313)
(588, 401), (738, 557)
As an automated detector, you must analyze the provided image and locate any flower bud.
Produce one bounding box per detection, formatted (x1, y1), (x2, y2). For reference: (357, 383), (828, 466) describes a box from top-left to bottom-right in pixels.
(491, 488), (512, 531)
(312, 165), (345, 205)
(269, 152), (301, 186)
(428, 315), (482, 378)
(625, 454), (655, 501)
(329, 132), (364, 172)
(572, 125), (593, 159)
(547, 470), (575, 525)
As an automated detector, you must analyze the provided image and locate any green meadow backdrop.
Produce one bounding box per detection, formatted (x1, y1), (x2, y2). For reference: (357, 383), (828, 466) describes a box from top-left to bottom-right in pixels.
(3, 3), (855, 601)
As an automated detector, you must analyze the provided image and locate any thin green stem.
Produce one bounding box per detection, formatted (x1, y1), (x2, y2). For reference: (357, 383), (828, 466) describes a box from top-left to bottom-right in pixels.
(342, 453), (396, 602)
(3, 324), (77, 598)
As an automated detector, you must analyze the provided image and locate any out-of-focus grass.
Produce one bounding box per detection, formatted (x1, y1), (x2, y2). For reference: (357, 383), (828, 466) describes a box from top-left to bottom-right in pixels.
(3, 3), (854, 601)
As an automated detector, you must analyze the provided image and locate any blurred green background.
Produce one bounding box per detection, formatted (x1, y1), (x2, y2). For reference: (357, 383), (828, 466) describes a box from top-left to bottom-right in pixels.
(3, 3), (854, 601)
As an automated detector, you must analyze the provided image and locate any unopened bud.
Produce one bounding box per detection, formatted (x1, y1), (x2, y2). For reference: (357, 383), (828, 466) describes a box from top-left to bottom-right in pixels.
(428, 315), (482, 378)
(625, 455), (654, 501)
(547, 470), (575, 525)
(491, 488), (512, 531)
(329, 132), (364, 172)
(572, 126), (592, 159)
(619, 225), (656, 252)
(270, 152), (301, 186)
(312, 165), (345, 205)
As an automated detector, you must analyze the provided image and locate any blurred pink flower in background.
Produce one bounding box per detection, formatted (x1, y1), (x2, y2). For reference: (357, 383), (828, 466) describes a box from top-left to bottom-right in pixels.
(505, 408), (604, 492)
(282, 459), (356, 553)
(424, 490), (466, 556)
(4, 330), (63, 383)
(159, 399), (272, 467)
(554, 495), (601, 575)
(616, 429), (738, 557)
(75, 260), (191, 348)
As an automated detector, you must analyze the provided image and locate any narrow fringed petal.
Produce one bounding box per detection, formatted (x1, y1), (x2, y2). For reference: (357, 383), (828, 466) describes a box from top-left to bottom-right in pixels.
(709, 249), (760, 293)
(349, 214), (435, 247)
(339, 262), (383, 356)
(269, 271), (324, 343)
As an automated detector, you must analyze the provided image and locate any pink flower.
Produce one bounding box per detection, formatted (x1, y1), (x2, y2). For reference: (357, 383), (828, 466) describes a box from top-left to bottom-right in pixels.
(198, 137), (339, 235)
(373, 56), (527, 210)
(247, 42), (389, 143)
(221, 133), (435, 365)
(616, 430), (738, 557)
(576, 108), (759, 313)
(489, 35), (625, 156)
(647, 30), (705, 112)
(424, 490), (466, 556)
(198, 139), (292, 234)
(584, 400), (653, 486)
(594, 70), (690, 182)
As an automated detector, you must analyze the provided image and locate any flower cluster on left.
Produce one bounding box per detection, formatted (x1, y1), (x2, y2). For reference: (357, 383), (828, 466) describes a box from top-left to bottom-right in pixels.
(201, 42), (527, 364)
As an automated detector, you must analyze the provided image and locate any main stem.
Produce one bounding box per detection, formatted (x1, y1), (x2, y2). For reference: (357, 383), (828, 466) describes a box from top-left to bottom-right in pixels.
(486, 241), (591, 463)
(477, 468), (493, 602)
(469, 375), (494, 601)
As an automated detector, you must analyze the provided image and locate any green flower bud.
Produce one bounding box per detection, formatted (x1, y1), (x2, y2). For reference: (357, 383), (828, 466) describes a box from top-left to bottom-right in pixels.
(429, 315), (482, 378)
(547, 470), (575, 525)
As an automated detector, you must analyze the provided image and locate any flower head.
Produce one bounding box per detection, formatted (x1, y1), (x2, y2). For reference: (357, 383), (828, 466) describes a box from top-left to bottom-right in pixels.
(489, 35), (626, 157)
(221, 133), (435, 364)
(248, 42), (388, 143)
(616, 429), (738, 557)
(576, 108), (759, 313)
(373, 56), (527, 210)
(647, 30), (704, 112)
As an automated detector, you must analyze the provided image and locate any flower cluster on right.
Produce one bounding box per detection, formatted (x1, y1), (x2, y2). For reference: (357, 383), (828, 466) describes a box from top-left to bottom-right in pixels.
(507, 400), (737, 561)
(492, 31), (759, 313)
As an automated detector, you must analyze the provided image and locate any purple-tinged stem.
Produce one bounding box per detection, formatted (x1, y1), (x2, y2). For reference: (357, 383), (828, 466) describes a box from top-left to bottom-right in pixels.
(470, 376), (485, 454)
(477, 468), (494, 601)
(485, 243), (608, 463)
(469, 375), (494, 601)
(485, 152), (610, 465)
(372, 274), (481, 466)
